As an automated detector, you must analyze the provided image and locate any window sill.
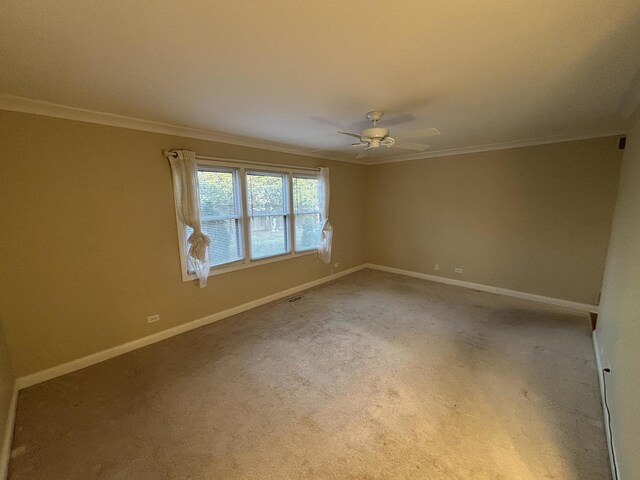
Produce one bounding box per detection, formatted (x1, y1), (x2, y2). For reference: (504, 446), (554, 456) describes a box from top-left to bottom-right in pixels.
(183, 249), (318, 282)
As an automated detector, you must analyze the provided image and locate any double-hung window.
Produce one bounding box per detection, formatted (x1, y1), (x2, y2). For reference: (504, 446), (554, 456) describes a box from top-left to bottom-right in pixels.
(187, 167), (244, 268)
(293, 175), (322, 252)
(246, 171), (291, 259)
(176, 159), (322, 280)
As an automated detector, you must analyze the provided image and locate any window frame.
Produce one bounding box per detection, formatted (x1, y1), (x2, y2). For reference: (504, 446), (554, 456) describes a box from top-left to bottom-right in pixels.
(245, 169), (292, 260)
(192, 165), (245, 269)
(292, 173), (323, 253)
(174, 158), (319, 282)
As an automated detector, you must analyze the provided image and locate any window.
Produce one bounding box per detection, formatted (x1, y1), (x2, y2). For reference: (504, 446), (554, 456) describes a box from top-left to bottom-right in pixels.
(186, 167), (244, 268)
(293, 175), (322, 252)
(177, 160), (321, 280)
(246, 171), (290, 259)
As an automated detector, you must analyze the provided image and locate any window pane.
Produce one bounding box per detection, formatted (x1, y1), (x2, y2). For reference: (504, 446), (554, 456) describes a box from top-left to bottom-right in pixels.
(250, 215), (288, 259)
(186, 219), (243, 268)
(293, 175), (321, 251)
(295, 213), (322, 251)
(203, 219), (243, 266)
(198, 169), (237, 216)
(293, 176), (320, 213)
(184, 167), (244, 271)
(246, 172), (287, 215)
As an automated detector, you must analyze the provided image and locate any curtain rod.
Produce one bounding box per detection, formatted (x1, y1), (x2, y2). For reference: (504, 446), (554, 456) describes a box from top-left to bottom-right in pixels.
(163, 150), (321, 173)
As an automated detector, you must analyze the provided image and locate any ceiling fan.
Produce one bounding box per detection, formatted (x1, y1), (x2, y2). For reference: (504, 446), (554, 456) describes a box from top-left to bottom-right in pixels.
(337, 111), (440, 159)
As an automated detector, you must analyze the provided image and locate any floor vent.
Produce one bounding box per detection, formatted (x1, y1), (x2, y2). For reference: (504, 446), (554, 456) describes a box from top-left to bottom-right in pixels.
(287, 295), (304, 304)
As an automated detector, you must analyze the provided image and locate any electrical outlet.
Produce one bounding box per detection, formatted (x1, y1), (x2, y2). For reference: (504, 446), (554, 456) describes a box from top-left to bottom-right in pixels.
(147, 314), (160, 324)
(434, 264), (439, 271)
(334, 262), (340, 268)
(454, 268), (463, 274)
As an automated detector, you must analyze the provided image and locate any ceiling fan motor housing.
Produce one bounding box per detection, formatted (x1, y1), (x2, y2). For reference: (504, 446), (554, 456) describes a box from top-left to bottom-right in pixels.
(361, 127), (389, 140)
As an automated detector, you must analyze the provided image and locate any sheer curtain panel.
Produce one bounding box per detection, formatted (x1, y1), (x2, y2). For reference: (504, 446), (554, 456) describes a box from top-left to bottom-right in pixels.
(318, 167), (333, 263)
(168, 150), (211, 287)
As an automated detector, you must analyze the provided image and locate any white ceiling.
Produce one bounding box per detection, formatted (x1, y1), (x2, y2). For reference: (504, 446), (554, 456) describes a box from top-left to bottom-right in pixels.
(2, 1), (640, 163)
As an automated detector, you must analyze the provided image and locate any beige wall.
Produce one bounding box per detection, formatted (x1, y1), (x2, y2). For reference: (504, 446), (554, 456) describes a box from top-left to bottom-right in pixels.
(0, 110), (367, 377)
(596, 109), (640, 480)
(0, 108), (625, 382)
(366, 138), (622, 305)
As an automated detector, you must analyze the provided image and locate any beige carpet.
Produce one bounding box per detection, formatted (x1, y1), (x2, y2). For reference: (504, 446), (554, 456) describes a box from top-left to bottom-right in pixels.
(9, 269), (610, 479)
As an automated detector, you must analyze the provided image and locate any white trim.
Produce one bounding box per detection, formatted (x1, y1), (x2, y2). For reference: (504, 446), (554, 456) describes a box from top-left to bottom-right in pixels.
(0, 94), (358, 164)
(287, 168), (296, 258)
(0, 385), (18, 480)
(179, 152), (321, 174)
(365, 263), (598, 313)
(15, 265), (367, 390)
(193, 247), (317, 280)
(366, 131), (627, 165)
(592, 332), (620, 480)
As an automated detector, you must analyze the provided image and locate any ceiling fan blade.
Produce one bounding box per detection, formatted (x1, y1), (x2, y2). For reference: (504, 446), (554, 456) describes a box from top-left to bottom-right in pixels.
(398, 127), (441, 139)
(381, 136), (396, 147)
(309, 116), (346, 129)
(356, 149), (369, 159)
(338, 131), (362, 139)
(380, 114), (416, 126)
(351, 142), (368, 147)
(325, 144), (355, 151)
(293, 132), (345, 143)
(396, 142), (430, 151)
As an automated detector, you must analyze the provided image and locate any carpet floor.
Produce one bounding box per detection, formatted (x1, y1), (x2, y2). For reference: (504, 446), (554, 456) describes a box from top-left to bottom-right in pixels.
(9, 269), (610, 479)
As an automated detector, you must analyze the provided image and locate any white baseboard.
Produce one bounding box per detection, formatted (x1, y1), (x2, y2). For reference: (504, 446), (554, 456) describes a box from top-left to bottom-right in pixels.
(0, 385), (18, 480)
(5, 263), (606, 478)
(592, 332), (619, 480)
(16, 265), (366, 390)
(365, 263), (599, 313)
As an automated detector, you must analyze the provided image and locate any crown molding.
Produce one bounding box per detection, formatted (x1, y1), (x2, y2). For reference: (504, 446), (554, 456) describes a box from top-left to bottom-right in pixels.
(365, 129), (627, 165)
(1, 94), (626, 167)
(0, 94), (366, 165)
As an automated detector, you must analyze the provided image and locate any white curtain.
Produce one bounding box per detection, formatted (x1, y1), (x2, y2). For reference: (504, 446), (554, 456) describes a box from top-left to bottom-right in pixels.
(318, 167), (333, 264)
(168, 150), (211, 287)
